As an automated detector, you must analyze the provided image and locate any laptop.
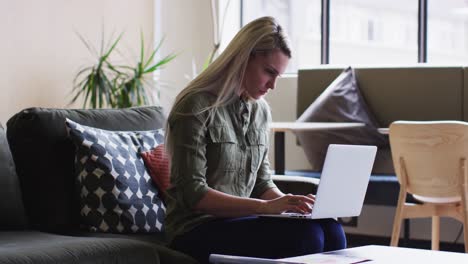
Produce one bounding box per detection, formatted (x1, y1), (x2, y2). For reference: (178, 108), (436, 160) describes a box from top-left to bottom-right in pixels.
(259, 144), (377, 219)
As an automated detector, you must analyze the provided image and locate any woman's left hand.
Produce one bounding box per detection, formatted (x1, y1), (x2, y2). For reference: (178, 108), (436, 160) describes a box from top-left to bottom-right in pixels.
(286, 193), (315, 214)
(258, 193), (315, 215)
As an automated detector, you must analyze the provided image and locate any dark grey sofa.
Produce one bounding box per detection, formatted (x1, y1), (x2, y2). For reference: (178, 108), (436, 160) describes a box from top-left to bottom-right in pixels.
(0, 107), (199, 264)
(1, 106), (315, 264)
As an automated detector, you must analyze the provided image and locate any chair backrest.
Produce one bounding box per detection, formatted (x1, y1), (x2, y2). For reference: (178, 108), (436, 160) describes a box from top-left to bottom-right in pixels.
(389, 121), (468, 198)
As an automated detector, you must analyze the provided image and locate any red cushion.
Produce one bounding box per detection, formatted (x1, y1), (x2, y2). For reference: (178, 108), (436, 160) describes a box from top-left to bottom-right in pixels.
(140, 144), (170, 201)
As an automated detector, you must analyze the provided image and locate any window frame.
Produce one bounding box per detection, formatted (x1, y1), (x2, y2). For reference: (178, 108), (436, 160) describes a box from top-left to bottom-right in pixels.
(238, 0), (430, 67)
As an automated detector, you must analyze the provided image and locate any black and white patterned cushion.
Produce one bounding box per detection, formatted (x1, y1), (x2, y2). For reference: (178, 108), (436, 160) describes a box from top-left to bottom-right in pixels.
(66, 118), (166, 233)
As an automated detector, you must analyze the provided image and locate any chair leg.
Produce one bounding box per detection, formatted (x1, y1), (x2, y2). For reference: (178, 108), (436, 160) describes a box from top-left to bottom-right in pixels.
(464, 220), (468, 253)
(391, 220), (402, 246)
(391, 181), (408, 247)
(431, 216), (440, 251)
(462, 207), (468, 253)
(391, 203), (405, 247)
(458, 158), (468, 253)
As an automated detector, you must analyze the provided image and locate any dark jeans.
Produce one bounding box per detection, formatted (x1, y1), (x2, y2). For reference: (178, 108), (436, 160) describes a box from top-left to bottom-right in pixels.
(171, 216), (346, 264)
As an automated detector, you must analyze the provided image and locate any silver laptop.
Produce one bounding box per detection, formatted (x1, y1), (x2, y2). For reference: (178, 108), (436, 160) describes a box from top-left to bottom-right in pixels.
(260, 144), (377, 219)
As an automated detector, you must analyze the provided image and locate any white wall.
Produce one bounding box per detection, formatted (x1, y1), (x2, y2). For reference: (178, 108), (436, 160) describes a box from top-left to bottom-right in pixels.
(157, 0), (213, 114)
(0, 0), (308, 170)
(0, 0), (154, 125)
(265, 76), (311, 171)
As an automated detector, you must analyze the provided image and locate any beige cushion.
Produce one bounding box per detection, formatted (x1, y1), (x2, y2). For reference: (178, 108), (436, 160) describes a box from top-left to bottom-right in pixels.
(412, 194), (461, 204)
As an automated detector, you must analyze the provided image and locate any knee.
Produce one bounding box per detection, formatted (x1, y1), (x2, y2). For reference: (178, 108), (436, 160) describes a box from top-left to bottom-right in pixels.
(306, 228), (326, 253)
(294, 221), (326, 254)
(321, 219), (347, 251)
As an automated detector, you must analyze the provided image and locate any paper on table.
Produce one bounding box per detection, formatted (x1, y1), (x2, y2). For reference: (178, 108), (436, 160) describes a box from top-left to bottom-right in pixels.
(208, 253), (371, 264)
(209, 254), (306, 264)
(279, 252), (372, 264)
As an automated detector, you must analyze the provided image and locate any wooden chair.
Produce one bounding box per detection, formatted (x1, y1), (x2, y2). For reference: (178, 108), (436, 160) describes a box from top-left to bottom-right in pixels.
(389, 121), (468, 252)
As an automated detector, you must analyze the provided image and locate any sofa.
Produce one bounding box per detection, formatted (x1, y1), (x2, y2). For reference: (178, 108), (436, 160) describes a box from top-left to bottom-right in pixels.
(0, 106), (317, 264)
(294, 65), (468, 206)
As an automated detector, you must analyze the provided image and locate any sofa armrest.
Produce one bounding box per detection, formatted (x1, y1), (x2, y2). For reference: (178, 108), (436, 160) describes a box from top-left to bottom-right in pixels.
(272, 175), (319, 195)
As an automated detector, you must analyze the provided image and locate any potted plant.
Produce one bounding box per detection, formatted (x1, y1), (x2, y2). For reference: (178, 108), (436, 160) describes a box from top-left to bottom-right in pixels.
(70, 32), (176, 109)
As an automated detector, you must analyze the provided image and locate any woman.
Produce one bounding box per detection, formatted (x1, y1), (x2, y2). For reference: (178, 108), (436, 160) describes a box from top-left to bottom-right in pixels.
(165, 16), (346, 263)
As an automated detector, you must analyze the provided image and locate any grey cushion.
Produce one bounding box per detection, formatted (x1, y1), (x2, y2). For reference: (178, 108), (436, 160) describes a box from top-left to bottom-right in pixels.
(0, 123), (27, 230)
(295, 67), (389, 173)
(6, 107), (166, 232)
(74, 232), (199, 264)
(0, 231), (160, 264)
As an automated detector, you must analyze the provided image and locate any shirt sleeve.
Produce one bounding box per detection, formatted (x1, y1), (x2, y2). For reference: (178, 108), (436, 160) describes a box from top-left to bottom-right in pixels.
(168, 100), (211, 210)
(251, 144), (277, 198)
(251, 101), (277, 198)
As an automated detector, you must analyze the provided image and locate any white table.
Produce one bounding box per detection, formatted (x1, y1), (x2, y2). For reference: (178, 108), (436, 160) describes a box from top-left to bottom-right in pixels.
(281, 245), (468, 263)
(269, 122), (366, 175)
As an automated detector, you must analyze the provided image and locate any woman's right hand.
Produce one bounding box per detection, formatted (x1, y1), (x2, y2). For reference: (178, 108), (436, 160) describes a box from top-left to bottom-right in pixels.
(258, 194), (315, 215)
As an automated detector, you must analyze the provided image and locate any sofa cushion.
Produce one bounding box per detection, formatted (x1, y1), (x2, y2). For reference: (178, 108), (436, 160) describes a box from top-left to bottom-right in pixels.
(0, 123), (27, 230)
(6, 107), (166, 232)
(0, 231), (161, 264)
(295, 67), (389, 173)
(75, 232), (199, 264)
(141, 144), (171, 202)
(66, 119), (166, 233)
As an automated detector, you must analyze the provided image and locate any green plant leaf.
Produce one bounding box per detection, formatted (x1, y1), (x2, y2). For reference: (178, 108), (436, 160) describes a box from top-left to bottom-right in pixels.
(144, 53), (177, 73)
(143, 36), (165, 69)
(71, 30), (176, 109)
(69, 77), (90, 106)
(74, 31), (98, 58)
(140, 30), (145, 65)
(102, 32), (123, 62)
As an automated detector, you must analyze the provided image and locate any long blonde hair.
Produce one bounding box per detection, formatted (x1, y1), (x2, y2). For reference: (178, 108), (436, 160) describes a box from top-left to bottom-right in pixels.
(166, 16), (291, 155)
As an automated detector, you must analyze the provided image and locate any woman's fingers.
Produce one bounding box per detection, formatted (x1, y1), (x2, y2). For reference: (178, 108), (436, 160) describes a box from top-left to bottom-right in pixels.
(287, 195), (314, 205)
(285, 196), (314, 214)
(287, 204), (310, 214)
(264, 194), (316, 214)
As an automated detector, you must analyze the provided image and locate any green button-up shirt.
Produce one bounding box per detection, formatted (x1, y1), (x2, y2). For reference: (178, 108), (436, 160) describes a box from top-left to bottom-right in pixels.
(164, 92), (277, 242)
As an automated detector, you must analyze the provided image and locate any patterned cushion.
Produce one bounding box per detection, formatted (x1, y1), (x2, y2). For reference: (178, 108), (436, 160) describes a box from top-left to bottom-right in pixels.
(66, 119), (166, 233)
(140, 144), (171, 202)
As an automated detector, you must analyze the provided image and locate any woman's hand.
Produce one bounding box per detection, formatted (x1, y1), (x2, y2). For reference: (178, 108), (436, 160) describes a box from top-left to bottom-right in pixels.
(258, 193), (315, 215)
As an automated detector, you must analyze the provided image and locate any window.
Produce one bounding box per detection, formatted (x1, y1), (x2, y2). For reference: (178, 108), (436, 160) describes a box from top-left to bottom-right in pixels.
(241, 0), (321, 72)
(428, 0), (468, 64)
(220, 0), (468, 73)
(330, 0), (418, 64)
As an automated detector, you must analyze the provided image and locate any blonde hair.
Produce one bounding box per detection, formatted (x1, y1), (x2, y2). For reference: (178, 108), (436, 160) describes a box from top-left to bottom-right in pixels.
(166, 16), (291, 155)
